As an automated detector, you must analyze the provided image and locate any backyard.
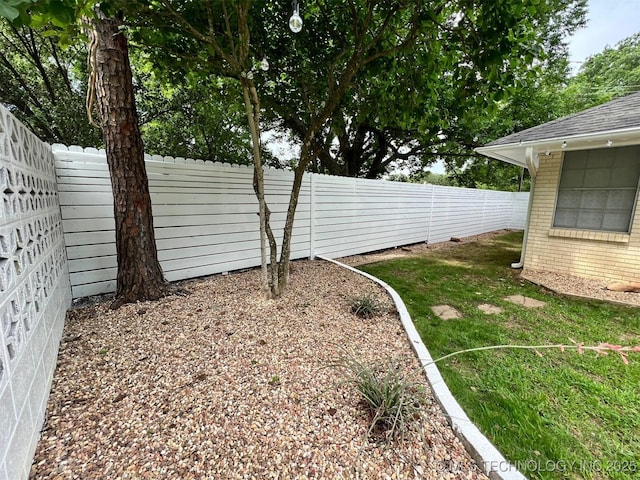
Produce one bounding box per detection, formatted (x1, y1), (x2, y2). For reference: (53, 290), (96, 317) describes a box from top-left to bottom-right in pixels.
(2, 2), (637, 479)
(360, 231), (640, 480)
(26, 230), (640, 479)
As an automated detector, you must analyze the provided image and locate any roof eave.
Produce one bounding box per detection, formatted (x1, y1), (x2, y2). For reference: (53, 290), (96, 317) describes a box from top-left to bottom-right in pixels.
(475, 126), (640, 168)
(474, 146), (527, 168)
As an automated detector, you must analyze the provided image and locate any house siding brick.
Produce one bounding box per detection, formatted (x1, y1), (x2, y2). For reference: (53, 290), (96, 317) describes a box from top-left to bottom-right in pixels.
(523, 151), (640, 283)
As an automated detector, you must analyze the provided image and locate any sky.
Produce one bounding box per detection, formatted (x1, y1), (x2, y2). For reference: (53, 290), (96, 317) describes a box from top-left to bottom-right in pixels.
(568, 0), (640, 73)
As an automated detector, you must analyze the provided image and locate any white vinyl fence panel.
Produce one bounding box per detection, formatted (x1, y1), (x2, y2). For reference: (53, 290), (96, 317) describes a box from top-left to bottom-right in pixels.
(312, 176), (432, 258)
(0, 108), (71, 480)
(53, 146), (529, 299)
(483, 190), (517, 232)
(509, 190), (530, 230)
(55, 149), (312, 298)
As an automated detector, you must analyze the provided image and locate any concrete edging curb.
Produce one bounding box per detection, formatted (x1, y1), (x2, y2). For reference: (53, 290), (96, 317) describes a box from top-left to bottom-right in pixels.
(318, 256), (527, 480)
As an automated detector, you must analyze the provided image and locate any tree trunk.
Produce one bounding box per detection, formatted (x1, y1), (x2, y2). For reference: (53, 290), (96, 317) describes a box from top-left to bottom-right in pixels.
(276, 135), (319, 295)
(88, 10), (170, 308)
(241, 77), (277, 296)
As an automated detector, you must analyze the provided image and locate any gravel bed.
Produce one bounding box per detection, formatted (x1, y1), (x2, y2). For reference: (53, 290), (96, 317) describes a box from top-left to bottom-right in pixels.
(31, 260), (487, 479)
(521, 269), (640, 307)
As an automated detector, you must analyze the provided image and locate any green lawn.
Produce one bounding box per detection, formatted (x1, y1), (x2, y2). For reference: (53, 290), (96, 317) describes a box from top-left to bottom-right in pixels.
(359, 232), (640, 480)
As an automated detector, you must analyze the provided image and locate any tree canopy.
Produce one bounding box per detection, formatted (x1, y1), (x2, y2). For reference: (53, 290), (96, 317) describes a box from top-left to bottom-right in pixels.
(435, 29), (640, 191)
(0, 20), (101, 145)
(6, 4), (638, 199)
(561, 32), (640, 112)
(134, 64), (252, 163)
(252, 0), (587, 181)
(105, 0), (588, 180)
(1, 0), (592, 186)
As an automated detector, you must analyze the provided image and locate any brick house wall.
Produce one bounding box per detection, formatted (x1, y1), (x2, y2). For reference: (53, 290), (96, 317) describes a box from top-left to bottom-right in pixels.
(523, 152), (640, 283)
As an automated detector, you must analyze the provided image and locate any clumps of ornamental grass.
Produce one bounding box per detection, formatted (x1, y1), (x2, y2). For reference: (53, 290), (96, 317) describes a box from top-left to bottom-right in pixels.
(335, 354), (425, 443)
(349, 294), (380, 319)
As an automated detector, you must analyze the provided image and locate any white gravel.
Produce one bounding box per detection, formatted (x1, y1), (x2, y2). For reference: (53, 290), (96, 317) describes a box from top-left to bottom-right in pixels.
(31, 260), (488, 480)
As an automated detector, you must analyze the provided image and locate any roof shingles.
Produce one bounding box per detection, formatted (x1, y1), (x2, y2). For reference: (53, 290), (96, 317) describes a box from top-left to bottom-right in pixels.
(485, 92), (640, 147)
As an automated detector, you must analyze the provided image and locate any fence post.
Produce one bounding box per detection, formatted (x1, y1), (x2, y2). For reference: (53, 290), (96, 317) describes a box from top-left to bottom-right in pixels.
(309, 172), (316, 259)
(482, 190), (488, 232)
(427, 184), (435, 243)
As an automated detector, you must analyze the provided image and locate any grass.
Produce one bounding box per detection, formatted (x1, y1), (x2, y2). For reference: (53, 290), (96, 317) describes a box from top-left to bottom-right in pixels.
(359, 231), (640, 480)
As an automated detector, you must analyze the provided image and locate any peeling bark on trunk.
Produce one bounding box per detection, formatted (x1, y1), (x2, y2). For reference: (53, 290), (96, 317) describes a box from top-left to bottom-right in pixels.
(88, 11), (170, 308)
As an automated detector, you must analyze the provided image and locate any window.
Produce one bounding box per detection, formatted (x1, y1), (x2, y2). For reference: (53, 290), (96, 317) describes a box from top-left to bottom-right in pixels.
(553, 145), (640, 233)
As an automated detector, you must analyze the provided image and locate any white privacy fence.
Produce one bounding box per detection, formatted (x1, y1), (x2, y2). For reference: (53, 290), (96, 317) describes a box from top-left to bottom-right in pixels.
(54, 146), (529, 299)
(0, 109), (71, 479)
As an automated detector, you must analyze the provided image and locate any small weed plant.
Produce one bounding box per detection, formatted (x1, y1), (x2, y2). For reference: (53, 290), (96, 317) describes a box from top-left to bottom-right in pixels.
(336, 355), (424, 443)
(349, 294), (380, 319)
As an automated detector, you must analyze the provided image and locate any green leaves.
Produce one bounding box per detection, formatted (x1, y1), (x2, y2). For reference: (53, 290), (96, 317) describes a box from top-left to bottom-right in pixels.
(2, 0), (591, 187)
(47, 0), (76, 26)
(0, 21), (102, 145)
(562, 32), (640, 112)
(1, 0), (101, 30)
(0, 0), (35, 21)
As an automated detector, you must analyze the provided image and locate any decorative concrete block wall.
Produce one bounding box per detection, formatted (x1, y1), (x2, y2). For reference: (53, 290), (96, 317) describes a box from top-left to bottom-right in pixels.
(0, 108), (72, 480)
